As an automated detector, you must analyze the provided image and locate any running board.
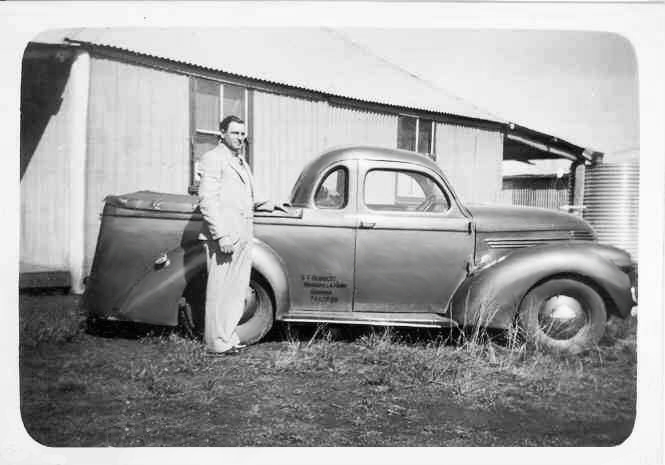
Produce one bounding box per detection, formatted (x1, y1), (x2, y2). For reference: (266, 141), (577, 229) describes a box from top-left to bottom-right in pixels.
(280, 310), (458, 328)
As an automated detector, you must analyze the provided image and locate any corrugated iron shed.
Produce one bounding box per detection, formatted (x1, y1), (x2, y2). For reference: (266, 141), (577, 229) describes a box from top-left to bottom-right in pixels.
(32, 27), (504, 124)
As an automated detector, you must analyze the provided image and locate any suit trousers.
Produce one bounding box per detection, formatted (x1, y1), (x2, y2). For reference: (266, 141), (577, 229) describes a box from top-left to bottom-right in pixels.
(203, 239), (253, 352)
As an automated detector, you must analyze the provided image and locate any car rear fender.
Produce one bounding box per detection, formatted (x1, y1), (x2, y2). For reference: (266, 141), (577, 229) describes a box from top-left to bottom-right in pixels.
(449, 243), (634, 329)
(249, 238), (290, 319)
(117, 237), (290, 325)
(117, 243), (206, 326)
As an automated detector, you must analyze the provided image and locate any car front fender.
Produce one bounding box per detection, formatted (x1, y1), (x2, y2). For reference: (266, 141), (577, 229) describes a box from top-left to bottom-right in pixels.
(449, 242), (634, 329)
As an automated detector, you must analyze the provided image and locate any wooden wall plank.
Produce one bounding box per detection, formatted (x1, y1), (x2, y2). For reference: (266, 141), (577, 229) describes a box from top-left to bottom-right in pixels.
(434, 123), (504, 205)
(84, 57), (189, 272)
(20, 58), (75, 269)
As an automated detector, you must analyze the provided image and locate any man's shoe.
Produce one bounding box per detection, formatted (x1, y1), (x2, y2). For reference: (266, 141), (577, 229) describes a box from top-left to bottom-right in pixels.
(221, 346), (243, 356)
(205, 345), (247, 357)
(205, 350), (225, 357)
(225, 344), (248, 355)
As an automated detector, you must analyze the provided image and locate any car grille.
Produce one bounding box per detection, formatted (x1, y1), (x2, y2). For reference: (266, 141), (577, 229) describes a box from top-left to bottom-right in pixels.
(485, 231), (595, 249)
(569, 230), (596, 241)
(484, 238), (569, 249)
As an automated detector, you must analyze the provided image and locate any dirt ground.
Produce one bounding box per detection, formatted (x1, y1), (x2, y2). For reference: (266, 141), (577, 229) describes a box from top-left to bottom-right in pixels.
(19, 292), (637, 447)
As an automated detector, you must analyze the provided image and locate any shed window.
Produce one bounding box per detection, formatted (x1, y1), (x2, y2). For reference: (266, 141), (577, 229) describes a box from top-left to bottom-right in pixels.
(190, 77), (248, 193)
(397, 116), (435, 159)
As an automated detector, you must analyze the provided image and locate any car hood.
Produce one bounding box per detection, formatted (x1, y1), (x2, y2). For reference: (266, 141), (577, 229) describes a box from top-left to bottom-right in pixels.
(466, 204), (593, 234)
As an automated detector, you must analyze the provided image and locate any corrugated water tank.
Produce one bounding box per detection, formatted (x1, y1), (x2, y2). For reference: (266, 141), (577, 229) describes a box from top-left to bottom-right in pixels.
(583, 160), (639, 261)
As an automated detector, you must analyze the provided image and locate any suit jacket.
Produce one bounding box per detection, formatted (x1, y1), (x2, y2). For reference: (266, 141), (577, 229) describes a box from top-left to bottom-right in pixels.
(197, 143), (254, 244)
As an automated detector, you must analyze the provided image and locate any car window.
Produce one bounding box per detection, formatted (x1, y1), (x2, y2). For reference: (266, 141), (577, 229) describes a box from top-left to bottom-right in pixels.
(364, 169), (450, 212)
(315, 167), (348, 209)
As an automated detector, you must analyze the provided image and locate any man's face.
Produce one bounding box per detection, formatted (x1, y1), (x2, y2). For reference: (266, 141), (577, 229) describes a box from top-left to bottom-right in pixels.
(221, 121), (246, 153)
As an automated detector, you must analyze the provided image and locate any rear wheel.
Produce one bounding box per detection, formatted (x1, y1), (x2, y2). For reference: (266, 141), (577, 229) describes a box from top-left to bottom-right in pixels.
(179, 272), (275, 345)
(236, 276), (274, 345)
(518, 278), (606, 355)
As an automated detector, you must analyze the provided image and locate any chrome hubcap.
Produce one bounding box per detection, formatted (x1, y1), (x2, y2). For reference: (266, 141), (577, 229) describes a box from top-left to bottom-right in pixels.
(538, 295), (587, 340)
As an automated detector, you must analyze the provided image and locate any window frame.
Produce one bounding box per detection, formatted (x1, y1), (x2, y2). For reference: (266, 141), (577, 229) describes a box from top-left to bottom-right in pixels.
(397, 115), (436, 159)
(189, 76), (250, 193)
(313, 165), (350, 210)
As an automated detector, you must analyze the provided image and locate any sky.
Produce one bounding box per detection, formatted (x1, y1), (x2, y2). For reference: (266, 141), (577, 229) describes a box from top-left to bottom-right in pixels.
(339, 29), (639, 158)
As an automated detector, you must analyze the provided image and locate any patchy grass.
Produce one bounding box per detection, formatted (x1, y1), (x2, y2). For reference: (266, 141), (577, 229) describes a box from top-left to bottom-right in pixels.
(19, 291), (85, 347)
(19, 294), (637, 447)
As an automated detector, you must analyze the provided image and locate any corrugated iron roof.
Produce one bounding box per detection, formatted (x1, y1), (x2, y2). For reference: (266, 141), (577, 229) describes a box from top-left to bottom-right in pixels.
(32, 27), (504, 123)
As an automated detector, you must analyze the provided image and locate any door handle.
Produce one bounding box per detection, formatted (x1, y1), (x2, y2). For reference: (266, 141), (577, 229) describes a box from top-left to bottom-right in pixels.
(359, 221), (376, 229)
(154, 252), (171, 270)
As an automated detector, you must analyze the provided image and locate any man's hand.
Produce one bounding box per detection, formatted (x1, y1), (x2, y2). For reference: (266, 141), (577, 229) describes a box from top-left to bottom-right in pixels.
(217, 237), (234, 254)
(254, 200), (276, 212)
(254, 200), (289, 213)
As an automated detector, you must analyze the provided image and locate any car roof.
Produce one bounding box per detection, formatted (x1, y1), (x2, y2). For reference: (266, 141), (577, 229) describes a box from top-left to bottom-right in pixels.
(290, 145), (451, 207)
(308, 145), (442, 174)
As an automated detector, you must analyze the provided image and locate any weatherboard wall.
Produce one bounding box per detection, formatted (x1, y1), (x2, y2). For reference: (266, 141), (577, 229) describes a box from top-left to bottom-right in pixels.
(20, 56), (76, 272)
(501, 175), (570, 210)
(251, 90), (399, 201)
(251, 89), (505, 206)
(84, 57), (190, 272)
(326, 103), (398, 150)
(251, 91), (330, 202)
(434, 123), (504, 205)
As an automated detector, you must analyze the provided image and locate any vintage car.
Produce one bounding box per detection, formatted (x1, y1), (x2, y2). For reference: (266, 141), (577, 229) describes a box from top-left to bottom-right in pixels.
(82, 146), (637, 354)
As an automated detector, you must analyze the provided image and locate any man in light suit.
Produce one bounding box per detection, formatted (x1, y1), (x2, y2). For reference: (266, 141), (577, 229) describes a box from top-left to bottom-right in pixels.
(198, 115), (254, 355)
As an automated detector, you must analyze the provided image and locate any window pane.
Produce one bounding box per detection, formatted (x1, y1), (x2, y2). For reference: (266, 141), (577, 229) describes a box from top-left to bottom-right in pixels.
(418, 119), (433, 154)
(191, 133), (219, 186)
(397, 116), (417, 151)
(393, 172), (425, 209)
(194, 78), (220, 132)
(365, 170), (397, 207)
(396, 172), (423, 198)
(365, 169), (450, 212)
(315, 167), (348, 209)
(222, 84), (245, 120)
(407, 171), (450, 212)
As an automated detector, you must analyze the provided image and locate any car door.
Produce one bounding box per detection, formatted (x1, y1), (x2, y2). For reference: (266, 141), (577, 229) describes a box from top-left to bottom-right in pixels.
(257, 161), (357, 312)
(353, 159), (474, 313)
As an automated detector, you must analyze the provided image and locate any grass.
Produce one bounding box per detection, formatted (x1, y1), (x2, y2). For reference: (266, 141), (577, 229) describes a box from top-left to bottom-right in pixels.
(18, 292), (637, 447)
(276, 320), (636, 403)
(19, 292), (85, 347)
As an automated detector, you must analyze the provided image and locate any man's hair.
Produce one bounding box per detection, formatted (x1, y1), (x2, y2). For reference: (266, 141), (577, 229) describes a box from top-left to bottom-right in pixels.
(219, 115), (245, 133)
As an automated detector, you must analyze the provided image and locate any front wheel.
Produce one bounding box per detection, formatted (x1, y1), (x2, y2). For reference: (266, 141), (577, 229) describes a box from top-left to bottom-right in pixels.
(518, 278), (607, 355)
(236, 276), (274, 345)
